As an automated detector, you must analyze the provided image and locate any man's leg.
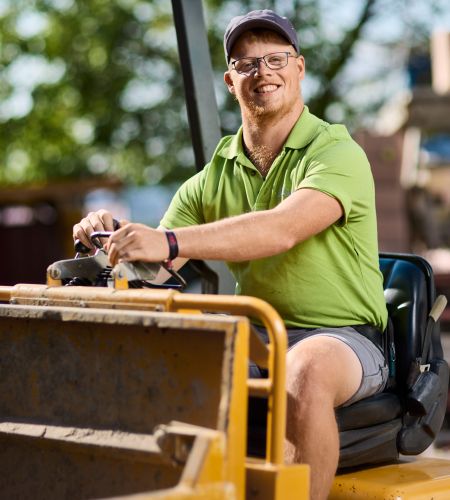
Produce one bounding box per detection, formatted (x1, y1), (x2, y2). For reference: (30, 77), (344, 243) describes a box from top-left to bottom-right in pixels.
(284, 336), (362, 500)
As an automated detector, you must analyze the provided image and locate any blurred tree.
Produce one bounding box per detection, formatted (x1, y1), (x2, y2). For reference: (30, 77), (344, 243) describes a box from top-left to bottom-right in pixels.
(0, 0), (448, 186)
(206, 0), (448, 131)
(0, 0), (192, 185)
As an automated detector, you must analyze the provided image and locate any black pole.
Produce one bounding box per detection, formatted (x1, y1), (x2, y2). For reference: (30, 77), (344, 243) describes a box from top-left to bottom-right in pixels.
(171, 0), (236, 294)
(171, 0), (222, 171)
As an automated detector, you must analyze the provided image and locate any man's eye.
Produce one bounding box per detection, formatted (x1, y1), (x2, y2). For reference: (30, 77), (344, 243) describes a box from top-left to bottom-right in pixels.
(237, 60), (255, 72)
(267, 55), (283, 65)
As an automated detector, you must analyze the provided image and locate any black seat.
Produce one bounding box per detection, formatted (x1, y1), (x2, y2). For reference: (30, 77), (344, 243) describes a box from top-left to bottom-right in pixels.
(247, 253), (449, 469)
(336, 253), (449, 468)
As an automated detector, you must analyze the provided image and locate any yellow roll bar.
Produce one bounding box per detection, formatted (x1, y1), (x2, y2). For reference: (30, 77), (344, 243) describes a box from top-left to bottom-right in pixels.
(0, 287), (11, 302)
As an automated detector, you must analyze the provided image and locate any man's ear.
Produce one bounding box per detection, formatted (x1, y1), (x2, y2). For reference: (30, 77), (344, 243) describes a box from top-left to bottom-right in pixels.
(296, 55), (306, 80)
(224, 71), (236, 94)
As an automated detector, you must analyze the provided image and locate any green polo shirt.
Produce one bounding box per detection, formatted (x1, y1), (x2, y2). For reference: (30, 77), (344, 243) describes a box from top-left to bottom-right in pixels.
(161, 107), (387, 330)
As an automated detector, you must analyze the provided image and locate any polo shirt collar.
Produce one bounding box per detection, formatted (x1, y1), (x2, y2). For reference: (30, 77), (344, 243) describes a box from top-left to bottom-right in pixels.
(220, 105), (323, 160)
(284, 106), (324, 150)
(222, 127), (244, 160)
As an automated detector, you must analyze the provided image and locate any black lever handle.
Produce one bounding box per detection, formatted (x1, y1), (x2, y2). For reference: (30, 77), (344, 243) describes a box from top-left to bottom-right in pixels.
(74, 219), (121, 254)
(90, 231), (114, 249)
(74, 239), (91, 254)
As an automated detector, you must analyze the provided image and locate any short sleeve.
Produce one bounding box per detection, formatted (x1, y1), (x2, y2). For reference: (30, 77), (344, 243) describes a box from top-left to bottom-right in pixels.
(296, 134), (373, 225)
(160, 168), (207, 229)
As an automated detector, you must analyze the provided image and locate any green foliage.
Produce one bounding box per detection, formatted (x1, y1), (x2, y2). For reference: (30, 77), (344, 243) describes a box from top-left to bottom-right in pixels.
(0, 0), (447, 186)
(0, 0), (193, 185)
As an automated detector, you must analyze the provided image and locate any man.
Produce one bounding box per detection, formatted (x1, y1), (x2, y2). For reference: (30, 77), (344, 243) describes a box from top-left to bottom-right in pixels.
(74, 9), (388, 499)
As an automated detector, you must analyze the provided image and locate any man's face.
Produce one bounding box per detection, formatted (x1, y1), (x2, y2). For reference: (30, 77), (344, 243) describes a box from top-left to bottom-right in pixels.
(224, 31), (305, 119)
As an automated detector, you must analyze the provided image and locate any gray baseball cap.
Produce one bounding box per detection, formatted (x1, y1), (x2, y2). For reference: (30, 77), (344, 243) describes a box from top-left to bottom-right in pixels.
(224, 9), (299, 63)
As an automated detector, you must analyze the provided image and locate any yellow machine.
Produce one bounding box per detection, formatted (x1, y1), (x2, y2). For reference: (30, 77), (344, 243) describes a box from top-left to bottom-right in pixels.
(0, 247), (450, 499)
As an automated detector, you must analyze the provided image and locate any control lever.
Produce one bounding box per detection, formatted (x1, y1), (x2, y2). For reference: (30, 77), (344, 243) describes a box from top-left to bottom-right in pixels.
(74, 221), (186, 290)
(74, 219), (120, 256)
(90, 231), (114, 249)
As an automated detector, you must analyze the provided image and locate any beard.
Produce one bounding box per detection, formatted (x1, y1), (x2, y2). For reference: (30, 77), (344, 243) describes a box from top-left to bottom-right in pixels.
(238, 89), (297, 122)
(245, 97), (280, 118)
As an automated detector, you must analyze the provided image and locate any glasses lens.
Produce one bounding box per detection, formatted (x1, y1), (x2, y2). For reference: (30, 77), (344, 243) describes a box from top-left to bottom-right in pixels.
(265, 53), (288, 69)
(234, 58), (256, 74)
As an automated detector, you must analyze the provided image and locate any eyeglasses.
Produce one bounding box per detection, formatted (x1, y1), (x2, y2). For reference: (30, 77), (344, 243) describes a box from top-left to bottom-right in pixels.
(230, 51), (296, 75)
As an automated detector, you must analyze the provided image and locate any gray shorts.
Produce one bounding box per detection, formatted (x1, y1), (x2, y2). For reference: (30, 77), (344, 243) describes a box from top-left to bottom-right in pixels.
(251, 325), (389, 407)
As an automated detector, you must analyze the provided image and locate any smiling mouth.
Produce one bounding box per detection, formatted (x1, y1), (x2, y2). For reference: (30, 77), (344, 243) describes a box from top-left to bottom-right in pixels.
(254, 84), (279, 94)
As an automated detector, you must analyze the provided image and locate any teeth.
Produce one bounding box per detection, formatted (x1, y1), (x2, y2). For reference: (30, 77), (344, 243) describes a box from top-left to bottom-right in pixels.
(255, 84), (278, 93)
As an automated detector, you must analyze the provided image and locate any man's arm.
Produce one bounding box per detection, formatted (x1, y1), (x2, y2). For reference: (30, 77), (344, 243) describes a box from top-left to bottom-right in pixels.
(106, 188), (343, 266)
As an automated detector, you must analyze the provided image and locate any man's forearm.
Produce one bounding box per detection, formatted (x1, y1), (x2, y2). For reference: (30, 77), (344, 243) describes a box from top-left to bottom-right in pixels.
(174, 209), (294, 262)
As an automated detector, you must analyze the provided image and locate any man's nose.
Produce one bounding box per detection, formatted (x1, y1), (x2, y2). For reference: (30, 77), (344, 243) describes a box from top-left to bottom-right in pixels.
(254, 58), (272, 76)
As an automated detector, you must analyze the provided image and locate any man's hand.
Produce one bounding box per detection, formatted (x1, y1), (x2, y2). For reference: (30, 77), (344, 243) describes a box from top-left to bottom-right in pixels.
(73, 209), (116, 252)
(106, 223), (169, 266)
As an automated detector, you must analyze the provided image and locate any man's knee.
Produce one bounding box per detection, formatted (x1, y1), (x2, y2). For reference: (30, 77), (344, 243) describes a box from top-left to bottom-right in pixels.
(285, 336), (363, 406)
(286, 347), (333, 402)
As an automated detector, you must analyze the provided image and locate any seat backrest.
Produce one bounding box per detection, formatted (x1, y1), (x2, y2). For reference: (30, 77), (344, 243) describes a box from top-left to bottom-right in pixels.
(380, 253), (448, 455)
(380, 252), (440, 391)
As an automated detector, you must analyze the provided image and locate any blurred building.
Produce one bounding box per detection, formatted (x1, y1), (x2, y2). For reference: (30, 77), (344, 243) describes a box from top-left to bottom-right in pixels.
(0, 178), (121, 285)
(355, 31), (450, 328)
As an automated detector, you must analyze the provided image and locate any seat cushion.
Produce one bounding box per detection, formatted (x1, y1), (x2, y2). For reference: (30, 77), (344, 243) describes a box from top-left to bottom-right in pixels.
(336, 392), (402, 432)
(338, 418), (402, 469)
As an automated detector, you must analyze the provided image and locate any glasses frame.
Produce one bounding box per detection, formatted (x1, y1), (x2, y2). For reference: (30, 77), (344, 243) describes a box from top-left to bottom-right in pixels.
(230, 51), (297, 75)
